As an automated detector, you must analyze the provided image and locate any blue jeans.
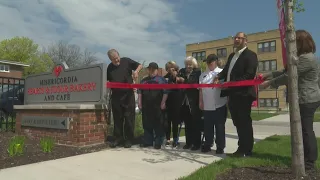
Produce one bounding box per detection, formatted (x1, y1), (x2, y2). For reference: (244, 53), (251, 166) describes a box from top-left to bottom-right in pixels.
(203, 105), (227, 149)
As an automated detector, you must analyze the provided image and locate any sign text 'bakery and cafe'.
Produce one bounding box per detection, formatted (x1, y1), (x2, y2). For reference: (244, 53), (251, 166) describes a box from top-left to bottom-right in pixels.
(24, 64), (107, 104)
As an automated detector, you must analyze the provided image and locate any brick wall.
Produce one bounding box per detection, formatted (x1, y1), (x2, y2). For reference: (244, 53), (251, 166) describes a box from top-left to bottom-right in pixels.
(0, 64), (24, 79)
(15, 109), (108, 147)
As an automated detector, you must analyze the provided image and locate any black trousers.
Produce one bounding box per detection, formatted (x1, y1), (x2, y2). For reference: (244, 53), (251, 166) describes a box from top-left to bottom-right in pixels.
(166, 106), (180, 141)
(203, 105), (227, 148)
(181, 104), (202, 147)
(228, 95), (254, 153)
(111, 93), (135, 141)
(299, 101), (320, 167)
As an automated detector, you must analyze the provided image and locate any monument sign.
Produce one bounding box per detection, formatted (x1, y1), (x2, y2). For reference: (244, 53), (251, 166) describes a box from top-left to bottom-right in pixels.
(15, 63), (109, 147)
(24, 63), (107, 104)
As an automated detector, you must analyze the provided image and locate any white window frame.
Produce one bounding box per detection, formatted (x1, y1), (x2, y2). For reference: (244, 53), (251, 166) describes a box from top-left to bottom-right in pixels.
(0, 64), (10, 72)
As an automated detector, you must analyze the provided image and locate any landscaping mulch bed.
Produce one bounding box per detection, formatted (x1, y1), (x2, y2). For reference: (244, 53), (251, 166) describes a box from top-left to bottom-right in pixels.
(0, 132), (109, 169)
(216, 166), (320, 180)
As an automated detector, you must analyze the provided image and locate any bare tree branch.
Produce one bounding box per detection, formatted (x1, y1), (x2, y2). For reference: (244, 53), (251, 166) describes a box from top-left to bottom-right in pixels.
(45, 41), (99, 68)
(83, 48), (99, 66)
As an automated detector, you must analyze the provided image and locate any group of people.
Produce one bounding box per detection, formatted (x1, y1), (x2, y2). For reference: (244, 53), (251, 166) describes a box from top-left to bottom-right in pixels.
(106, 30), (319, 171)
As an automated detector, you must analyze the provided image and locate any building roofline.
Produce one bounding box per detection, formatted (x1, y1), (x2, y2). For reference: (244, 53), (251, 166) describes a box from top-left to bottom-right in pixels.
(186, 29), (280, 46)
(0, 60), (30, 67)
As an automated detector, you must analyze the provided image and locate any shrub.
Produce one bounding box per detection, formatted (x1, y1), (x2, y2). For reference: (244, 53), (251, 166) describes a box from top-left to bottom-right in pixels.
(7, 135), (25, 157)
(40, 137), (55, 153)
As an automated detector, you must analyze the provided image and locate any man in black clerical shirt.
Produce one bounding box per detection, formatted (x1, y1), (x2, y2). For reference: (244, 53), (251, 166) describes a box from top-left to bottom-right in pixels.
(107, 49), (142, 148)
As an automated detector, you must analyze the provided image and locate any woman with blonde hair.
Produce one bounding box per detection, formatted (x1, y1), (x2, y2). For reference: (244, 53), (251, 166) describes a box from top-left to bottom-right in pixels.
(260, 29), (319, 171)
(163, 61), (182, 148)
(177, 56), (202, 151)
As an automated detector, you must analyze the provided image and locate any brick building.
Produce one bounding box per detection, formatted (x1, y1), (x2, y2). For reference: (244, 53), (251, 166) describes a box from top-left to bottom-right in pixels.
(0, 60), (29, 79)
(186, 29), (287, 110)
(136, 67), (167, 83)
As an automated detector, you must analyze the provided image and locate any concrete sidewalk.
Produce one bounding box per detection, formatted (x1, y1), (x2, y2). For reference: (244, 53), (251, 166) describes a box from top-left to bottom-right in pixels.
(0, 133), (271, 180)
(1, 114), (306, 180)
(249, 114), (320, 137)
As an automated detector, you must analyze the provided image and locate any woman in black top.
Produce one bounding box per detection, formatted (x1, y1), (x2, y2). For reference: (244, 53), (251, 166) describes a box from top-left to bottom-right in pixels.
(177, 56), (202, 151)
(163, 61), (182, 148)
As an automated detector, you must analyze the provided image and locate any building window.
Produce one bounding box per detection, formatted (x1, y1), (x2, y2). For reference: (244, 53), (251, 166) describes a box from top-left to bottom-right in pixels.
(259, 98), (278, 107)
(0, 64), (10, 72)
(257, 41), (276, 53)
(217, 48), (227, 57)
(258, 60), (277, 71)
(192, 51), (206, 61)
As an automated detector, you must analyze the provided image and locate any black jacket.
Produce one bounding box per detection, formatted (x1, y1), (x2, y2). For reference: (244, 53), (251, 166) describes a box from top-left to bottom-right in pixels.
(178, 68), (201, 112)
(218, 48), (258, 99)
(164, 73), (183, 109)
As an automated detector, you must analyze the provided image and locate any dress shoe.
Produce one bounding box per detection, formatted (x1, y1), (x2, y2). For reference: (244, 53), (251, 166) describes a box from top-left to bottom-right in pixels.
(215, 148), (224, 154)
(190, 145), (200, 151)
(140, 143), (153, 148)
(227, 150), (252, 157)
(109, 139), (123, 148)
(172, 142), (179, 148)
(154, 144), (161, 149)
(183, 144), (192, 149)
(123, 140), (132, 148)
(201, 145), (211, 153)
(305, 161), (315, 171)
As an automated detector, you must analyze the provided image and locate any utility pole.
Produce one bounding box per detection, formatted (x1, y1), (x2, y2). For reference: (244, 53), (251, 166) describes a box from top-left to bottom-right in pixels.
(284, 0), (305, 177)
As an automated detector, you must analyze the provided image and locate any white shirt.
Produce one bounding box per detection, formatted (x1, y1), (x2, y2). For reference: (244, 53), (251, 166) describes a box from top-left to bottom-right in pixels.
(199, 67), (227, 111)
(226, 46), (247, 82)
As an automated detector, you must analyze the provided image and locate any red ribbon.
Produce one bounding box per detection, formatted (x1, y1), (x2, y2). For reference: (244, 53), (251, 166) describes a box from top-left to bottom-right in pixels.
(106, 78), (264, 89)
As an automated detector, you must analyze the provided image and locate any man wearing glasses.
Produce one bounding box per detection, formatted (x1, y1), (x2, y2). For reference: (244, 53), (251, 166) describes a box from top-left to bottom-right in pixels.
(214, 32), (258, 157)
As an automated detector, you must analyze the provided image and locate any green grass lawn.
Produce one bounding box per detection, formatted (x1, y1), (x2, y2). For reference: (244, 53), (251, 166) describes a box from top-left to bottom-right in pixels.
(314, 113), (320, 122)
(227, 111), (278, 121)
(179, 135), (320, 180)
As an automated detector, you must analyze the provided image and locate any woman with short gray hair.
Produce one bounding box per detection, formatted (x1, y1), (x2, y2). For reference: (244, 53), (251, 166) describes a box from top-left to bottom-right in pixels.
(177, 56), (202, 151)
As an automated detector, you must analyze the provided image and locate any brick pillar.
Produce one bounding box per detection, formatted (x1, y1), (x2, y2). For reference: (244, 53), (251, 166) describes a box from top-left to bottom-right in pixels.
(15, 104), (108, 147)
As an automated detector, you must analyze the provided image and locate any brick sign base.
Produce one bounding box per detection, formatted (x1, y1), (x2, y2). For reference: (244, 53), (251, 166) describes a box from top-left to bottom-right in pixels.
(14, 104), (108, 147)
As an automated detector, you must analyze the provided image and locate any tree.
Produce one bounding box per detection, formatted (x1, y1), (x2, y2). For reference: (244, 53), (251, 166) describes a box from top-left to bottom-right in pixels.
(24, 52), (54, 76)
(198, 60), (206, 72)
(0, 36), (54, 76)
(293, 0), (305, 12)
(284, 0), (305, 178)
(45, 41), (100, 68)
(0, 37), (39, 63)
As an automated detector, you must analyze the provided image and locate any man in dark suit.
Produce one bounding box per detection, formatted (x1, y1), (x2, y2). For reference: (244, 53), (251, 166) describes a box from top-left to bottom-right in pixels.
(214, 32), (258, 157)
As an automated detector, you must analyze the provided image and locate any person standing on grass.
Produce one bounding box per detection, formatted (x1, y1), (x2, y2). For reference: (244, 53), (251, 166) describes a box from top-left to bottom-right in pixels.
(163, 61), (182, 148)
(199, 54), (228, 154)
(107, 49), (142, 148)
(138, 62), (169, 149)
(214, 32), (258, 157)
(260, 30), (320, 171)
